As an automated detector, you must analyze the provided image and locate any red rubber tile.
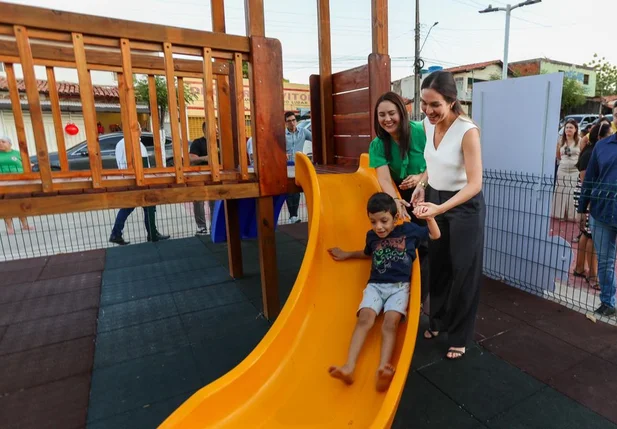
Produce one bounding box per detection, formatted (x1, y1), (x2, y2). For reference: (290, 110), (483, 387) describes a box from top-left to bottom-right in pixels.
(0, 337), (94, 394)
(0, 309), (98, 355)
(531, 307), (617, 354)
(550, 355), (617, 425)
(47, 249), (105, 266)
(0, 267), (44, 287)
(482, 324), (591, 383)
(598, 345), (617, 366)
(480, 282), (564, 323)
(0, 257), (48, 273)
(0, 288), (100, 326)
(38, 258), (104, 280)
(0, 374), (90, 429)
(0, 272), (102, 305)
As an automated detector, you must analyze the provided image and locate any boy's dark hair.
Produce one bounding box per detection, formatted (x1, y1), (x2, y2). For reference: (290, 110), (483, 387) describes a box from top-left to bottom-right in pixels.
(284, 111), (295, 121)
(367, 192), (398, 217)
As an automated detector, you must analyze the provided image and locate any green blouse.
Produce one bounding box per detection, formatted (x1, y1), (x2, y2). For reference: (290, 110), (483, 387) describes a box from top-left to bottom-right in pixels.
(368, 121), (426, 181)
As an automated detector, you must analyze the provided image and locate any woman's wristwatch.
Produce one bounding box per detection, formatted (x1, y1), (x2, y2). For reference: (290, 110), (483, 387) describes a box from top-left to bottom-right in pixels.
(418, 180), (427, 189)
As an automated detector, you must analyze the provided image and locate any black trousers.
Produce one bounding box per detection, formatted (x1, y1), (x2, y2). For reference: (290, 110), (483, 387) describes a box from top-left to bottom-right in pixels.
(286, 193), (301, 218)
(426, 187), (485, 348)
(399, 186), (430, 304)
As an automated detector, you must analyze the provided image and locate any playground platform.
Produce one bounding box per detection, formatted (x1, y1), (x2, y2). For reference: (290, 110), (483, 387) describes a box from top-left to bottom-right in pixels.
(0, 223), (616, 429)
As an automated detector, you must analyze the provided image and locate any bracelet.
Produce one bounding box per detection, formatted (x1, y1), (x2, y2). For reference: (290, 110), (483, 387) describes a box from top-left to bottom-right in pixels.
(418, 181), (427, 189)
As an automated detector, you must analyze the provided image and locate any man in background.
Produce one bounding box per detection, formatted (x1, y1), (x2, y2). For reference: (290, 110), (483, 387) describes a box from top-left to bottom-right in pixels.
(284, 111), (311, 223)
(190, 121), (217, 235)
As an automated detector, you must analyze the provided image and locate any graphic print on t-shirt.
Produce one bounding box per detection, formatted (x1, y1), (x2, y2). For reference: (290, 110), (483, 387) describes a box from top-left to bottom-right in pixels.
(372, 236), (410, 274)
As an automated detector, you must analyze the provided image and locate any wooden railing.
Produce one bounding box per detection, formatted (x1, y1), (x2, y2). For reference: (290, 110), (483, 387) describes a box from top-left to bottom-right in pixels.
(0, 4), (253, 196)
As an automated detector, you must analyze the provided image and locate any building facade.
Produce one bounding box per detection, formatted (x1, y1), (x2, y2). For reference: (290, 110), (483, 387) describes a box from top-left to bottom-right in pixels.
(510, 58), (597, 96)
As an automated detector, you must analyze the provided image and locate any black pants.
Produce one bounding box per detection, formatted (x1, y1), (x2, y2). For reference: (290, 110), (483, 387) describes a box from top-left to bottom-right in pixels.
(286, 193), (301, 218)
(399, 187), (430, 304)
(426, 187), (485, 348)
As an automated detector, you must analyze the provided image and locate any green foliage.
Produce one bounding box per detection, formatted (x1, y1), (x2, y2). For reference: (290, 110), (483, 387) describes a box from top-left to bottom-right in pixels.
(134, 76), (198, 128)
(242, 61), (249, 79)
(584, 54), (617, 96)
(561, 77), (586, 112)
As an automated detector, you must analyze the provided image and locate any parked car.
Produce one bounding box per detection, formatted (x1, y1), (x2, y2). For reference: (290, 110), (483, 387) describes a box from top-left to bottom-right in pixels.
(297, 119), (313, 158)
(31, 132), (175, 171)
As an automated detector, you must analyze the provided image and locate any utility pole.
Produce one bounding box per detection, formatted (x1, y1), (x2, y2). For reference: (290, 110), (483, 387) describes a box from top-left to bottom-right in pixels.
(479, 0), (541, 80)
(413, 0), (421, 120)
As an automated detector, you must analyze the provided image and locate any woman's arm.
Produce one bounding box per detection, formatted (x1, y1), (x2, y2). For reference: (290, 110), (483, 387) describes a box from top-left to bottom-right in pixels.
(556, 141), (561, 161)
(376, 165), (411, 218)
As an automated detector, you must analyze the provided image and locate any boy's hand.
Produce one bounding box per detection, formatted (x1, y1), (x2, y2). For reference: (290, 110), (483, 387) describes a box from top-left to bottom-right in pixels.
(413, 205), (431, 219)
(328, 247), (350, 261)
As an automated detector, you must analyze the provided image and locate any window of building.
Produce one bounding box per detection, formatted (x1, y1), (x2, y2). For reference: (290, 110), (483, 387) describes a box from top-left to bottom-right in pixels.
(0, 62), (5, 72)
(583, 74), (589, 85)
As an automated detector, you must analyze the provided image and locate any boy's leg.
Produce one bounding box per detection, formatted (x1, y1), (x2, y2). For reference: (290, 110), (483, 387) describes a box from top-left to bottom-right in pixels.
(4, 218), (15, 234)
(329, 307), (378, 385)
(376, 310), (403, 391)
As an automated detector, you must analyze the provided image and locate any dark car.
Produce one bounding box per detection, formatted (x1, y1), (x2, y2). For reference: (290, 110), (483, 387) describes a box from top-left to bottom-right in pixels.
(31, 132), (176, 171)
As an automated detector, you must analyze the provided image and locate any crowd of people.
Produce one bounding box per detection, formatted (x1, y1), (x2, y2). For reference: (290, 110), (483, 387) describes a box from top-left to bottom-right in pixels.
(553, 104), (617, 316)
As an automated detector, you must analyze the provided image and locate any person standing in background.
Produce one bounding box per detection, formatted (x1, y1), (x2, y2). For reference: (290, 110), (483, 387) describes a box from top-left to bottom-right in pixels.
(284, 111), (311, 223)
(190, 121), (217, 235)
(0, 136), (34, 235)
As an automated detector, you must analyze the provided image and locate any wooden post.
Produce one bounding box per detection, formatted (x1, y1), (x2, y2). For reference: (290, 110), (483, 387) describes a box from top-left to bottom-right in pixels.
(5, 63), (30, 173)
(371, 0), (388, 55)
(120, 38), (144, 184)
(163, 42), (185, 184)
(213, 0), (243, 279)
(368, 54), (391, 138)
(15, 25), (52, 189)
(317, 0), (334, 165)
(309, 74), (323, 164)
(202, 48), (221, 182)
(177, 77), (191, 168)
(246, 0), (282, 319)
(45, 67), (69, 172)
(116, 72), (134, 170)
(233, 54), (249, 180)
(147, 75), (164, 168)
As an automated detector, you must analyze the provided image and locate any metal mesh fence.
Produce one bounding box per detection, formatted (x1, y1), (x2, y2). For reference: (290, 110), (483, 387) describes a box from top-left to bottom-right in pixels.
(483, 170), (616, 322)
(1, 192), (309, 261)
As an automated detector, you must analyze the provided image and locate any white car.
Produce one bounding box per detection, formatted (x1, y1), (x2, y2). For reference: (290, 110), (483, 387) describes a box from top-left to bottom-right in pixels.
(297, 119), (313, 159)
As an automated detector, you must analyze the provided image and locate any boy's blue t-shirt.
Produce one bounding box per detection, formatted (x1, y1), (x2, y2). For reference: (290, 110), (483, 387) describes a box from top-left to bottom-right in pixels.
(364, 222), (429, 284)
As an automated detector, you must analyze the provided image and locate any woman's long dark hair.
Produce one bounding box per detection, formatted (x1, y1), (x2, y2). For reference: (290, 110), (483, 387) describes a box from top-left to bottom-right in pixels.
(373, 92), (410, 162)
(560, 118), (580, 147)
(420, 71), (466, 116)
(589, 120), (611, 145)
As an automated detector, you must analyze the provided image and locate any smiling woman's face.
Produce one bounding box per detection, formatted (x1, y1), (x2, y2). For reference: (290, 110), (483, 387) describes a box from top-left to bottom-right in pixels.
(420, 88), (451, 125)
(377, 100), (400, 137)
(0, 139), (11, 152)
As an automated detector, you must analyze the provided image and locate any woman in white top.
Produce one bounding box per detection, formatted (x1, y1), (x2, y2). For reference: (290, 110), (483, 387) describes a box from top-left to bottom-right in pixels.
(552, 119), (581, 220)
(411, 71), (484, 360)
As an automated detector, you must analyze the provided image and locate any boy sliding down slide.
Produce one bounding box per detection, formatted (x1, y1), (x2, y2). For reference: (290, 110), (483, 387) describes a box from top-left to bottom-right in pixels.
(327, 192), (440, 391)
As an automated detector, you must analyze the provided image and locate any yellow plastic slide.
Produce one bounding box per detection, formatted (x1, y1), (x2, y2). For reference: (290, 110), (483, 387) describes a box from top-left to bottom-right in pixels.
(159, 153), (421, 429)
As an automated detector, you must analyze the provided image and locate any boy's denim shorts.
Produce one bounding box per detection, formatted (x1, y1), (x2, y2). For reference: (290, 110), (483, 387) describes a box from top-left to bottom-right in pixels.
(358, 281), (410, 319)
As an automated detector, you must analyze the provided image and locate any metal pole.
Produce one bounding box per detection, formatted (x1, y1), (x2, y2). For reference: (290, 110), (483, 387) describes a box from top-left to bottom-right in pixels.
(502, 5), (511, 80)
(413, 0), (421, 120)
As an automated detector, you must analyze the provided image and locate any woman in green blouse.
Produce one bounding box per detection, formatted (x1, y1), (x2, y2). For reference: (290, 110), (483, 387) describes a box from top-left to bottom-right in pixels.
(368, 92), (429, 302)
(0, 136), (34, 235)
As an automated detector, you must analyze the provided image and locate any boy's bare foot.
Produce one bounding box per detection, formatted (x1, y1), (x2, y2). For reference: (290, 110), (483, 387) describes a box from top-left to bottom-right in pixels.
(328, 364), (354, 385)
(376, 364), (396, 392)
(22, 225), (35, 231)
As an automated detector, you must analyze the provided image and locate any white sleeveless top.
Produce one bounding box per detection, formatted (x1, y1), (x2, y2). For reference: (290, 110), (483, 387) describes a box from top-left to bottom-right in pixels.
(423, 116), (478, 192)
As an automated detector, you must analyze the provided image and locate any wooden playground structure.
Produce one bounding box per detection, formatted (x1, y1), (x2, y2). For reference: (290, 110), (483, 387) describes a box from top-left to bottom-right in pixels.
(0, 0), (391, 320)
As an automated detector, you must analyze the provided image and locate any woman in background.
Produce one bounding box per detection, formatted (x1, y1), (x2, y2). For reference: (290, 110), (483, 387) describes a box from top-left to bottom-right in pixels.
(0, 136), (35, 235)
(552, 119), (581, 220)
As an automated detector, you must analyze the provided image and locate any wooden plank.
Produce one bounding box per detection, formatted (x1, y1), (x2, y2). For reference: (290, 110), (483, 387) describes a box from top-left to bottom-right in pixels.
(163, 42), (185, 184)
(248, 37), (286, 196)
(147, 75), (164, 168)
(14, 25), (52, 190)
(234, 54), (249, 180)
(332, 64), (369, 94)
(224, 199), (243, 278)
(4, 63), (30, 173)
(120, 38), (144, 185)
(333, 135), (371, 160)
(72, 32), (103, 188)
(317, 0), (334, 165)
(368, 53), (391, 138)
(0, 39), (230, 76)
(203, 48), (221, 182)
(0, 183), (260, 217)
(333, 113), (371, 136)
(0, 3), (250, 52)
(333, 88), (370, 116)
(371, 0), (388, 55)
(245, 0), (265, 37)
(229, 58), (241, 170)
(309, 74), (323, 165)
(211, 0), (226, 33)
(117, 73), (134, 170)
(256, 196), (280, 320)
(177, 77), (191, 168)
(217, 74), (234, 170)
(45, 67), (69, 172)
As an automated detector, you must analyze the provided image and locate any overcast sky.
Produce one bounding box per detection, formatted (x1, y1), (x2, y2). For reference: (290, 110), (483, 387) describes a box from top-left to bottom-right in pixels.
(6, 0), (616, 84)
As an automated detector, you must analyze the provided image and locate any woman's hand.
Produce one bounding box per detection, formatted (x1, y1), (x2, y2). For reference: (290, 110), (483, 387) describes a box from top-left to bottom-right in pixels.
(411, 185), (425, 207)
(415, 202), (444, 219)
(395, 198), (411, 221)
(400, 174), (422, 190)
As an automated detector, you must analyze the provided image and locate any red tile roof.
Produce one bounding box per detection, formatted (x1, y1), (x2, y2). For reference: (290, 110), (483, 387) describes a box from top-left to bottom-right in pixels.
(0, 76), (120, 99)
(443, 60), (505, 74)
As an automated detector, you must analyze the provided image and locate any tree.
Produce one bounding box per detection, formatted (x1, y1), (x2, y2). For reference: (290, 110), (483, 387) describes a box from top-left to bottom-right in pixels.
(584, 54), (617, 97)
(561, 76), (586, 113)
(134, 76), (198, 129)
